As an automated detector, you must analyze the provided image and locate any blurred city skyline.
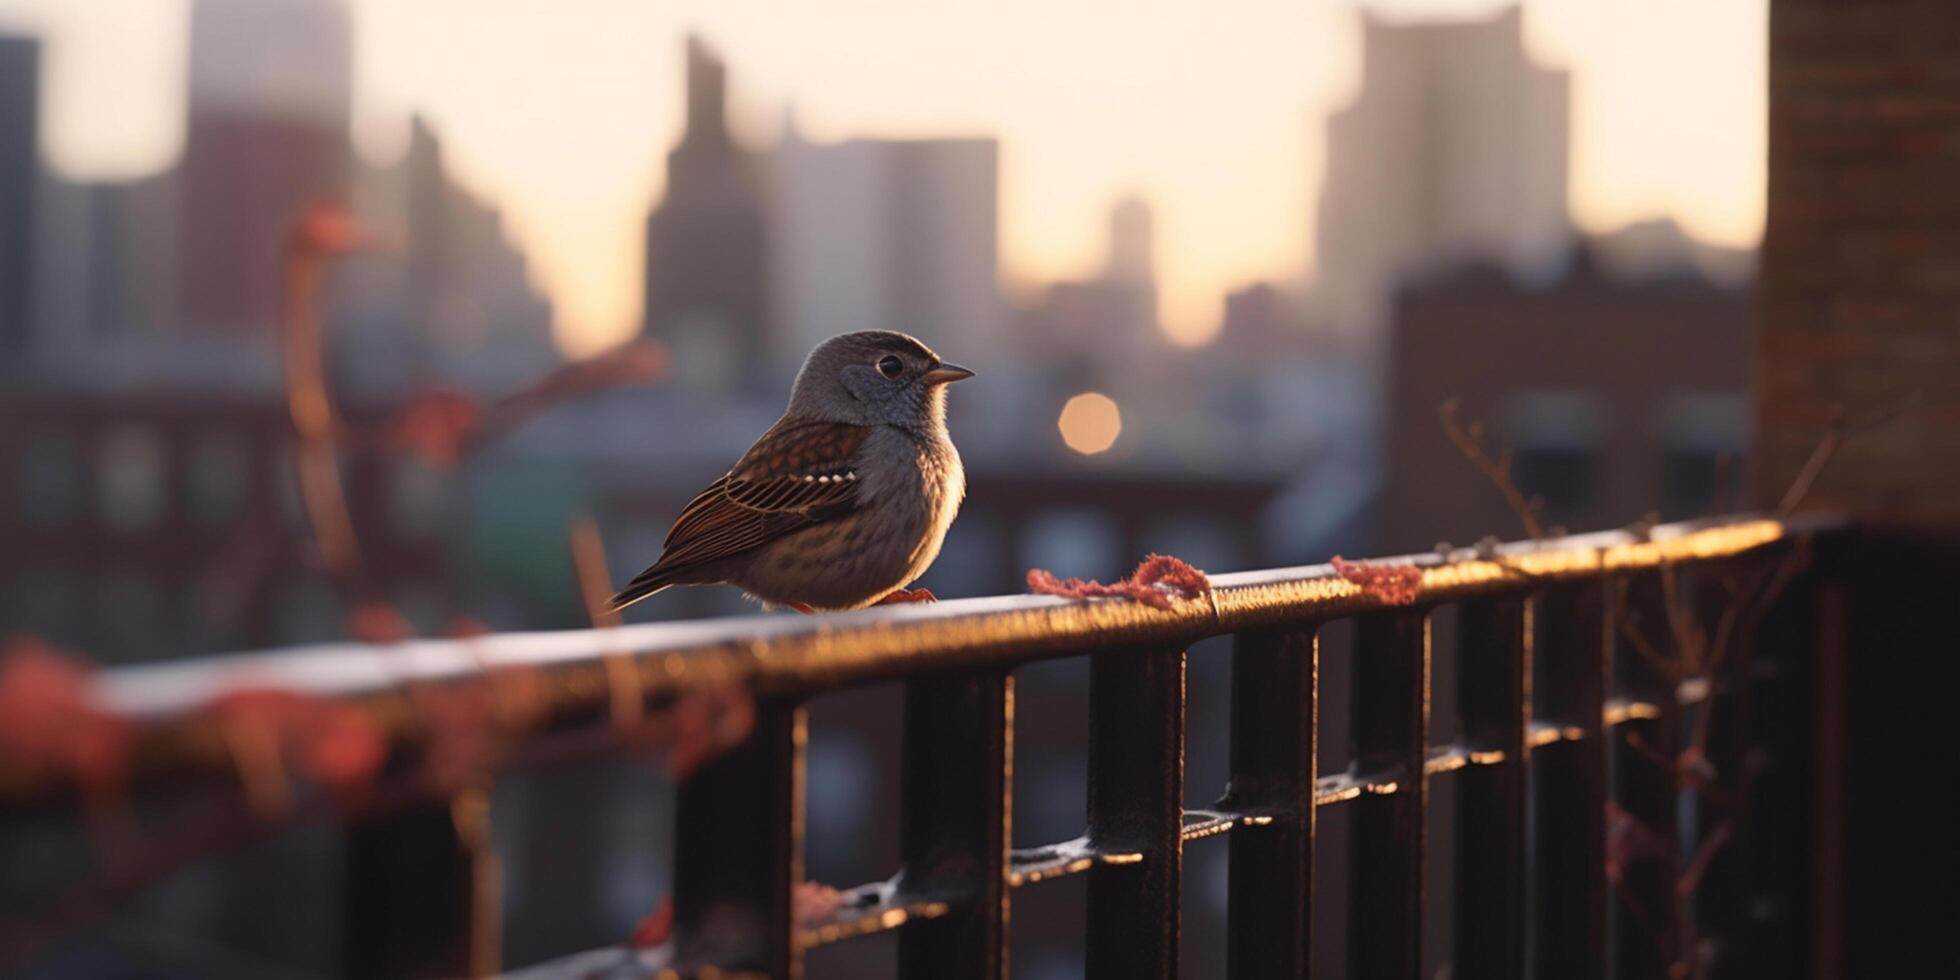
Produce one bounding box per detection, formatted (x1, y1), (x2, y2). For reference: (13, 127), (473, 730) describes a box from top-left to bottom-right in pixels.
(0, 0), (1765, 354)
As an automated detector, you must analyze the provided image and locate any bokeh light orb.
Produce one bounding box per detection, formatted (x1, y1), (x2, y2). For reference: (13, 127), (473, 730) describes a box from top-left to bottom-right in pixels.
(1057, 392), (1122, 455)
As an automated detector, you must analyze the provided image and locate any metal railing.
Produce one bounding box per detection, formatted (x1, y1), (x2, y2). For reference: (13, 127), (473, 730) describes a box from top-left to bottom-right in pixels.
(8, 514), (1839, 979)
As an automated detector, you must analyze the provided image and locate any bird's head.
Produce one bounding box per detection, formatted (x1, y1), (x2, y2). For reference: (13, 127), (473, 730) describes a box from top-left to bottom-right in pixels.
(787, 330), (974, 430)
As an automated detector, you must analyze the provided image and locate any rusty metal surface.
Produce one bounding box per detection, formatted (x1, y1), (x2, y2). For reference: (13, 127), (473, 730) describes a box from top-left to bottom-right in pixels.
(1083, 646), (1184, 980)
(1348, 611), (1429, 980)
(31, 516), (1811, 802)
(1454, 596), (1529, 980)
(1, 514), (1852, 980)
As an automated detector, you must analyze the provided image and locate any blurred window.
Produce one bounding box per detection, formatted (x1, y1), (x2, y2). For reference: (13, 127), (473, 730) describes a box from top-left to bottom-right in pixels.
(389, 456), (449, 538)
(1140, 515), (1240, 573)
(273, 440), (307, 528)
(1658, 394), (1748, 520)
(1019, 508), (1120, 582)
(804, 733), (877, 879)
(919, 509), (1006, 597)
(93, 572), (171, 665)
(16, 431), (84, 529)
(1502, 391), (1604, 532)
(272, 580), (344, 646)
(97, 424), (166, 532)
(7, 565), (82, 646)
(186, 432), (252, 528)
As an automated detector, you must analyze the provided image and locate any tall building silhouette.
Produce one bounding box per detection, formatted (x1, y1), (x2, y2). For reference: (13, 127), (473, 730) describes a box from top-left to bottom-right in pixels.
(0, 35), (36, 357)
(1312, 5), (1570, 344)
(769, 120), (999, 377)
(1105, 194), (1154, 285)
(177, 0), (353, 336)
(333, 116), (560, 396)
(641, 36), (768, 392)
(1014, 195), (1158, 369)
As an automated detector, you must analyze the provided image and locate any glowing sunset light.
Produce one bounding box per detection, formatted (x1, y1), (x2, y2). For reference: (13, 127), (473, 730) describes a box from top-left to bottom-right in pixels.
(1058, 392), (1122, 455)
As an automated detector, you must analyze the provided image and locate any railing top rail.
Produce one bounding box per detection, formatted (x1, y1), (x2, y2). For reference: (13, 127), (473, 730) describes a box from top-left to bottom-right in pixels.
(23, 513), (1829, 803)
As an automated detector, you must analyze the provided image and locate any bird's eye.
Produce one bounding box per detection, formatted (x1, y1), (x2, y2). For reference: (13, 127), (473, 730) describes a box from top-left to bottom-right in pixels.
(877, 355), (904, 379)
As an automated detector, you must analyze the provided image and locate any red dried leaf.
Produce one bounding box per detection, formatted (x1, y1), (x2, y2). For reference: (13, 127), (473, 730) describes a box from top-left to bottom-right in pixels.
(207, 688), (388, 799)
(305, 705), (387, 788)
(445, 616), (493, 639)
(411, 682), (497, 793)
(1331, 556), (1423, 606)
(407, 664), (549, 792)
(1026, 553), (1213, 610)
(663, 683), (757, 779)
(290, 203), (364, 255)
(0, 636), (129, 795)
(384, 389), (484, 468)
(1605, 800), (1671, 884)
(628, 897), (674, 949)
(794, 881), (846, 926)
(519, 343), (667, 404)
(346, 602), (414, 644)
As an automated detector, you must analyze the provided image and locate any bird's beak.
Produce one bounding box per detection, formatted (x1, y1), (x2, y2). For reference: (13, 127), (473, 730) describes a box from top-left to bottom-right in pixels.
(923, 362), (975, 385)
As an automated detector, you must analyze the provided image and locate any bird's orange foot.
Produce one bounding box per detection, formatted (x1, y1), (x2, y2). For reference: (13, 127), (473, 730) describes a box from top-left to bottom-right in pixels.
(788, 602), (818, 615)
(875, 587), (938, 605)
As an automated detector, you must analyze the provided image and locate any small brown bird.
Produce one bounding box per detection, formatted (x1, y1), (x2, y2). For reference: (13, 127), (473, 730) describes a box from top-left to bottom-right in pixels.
(607, 331), (973, 613)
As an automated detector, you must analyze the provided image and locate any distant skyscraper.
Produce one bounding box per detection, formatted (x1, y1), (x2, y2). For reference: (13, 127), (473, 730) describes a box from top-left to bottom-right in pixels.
(333, 116), (559, 396)
(34, 173), (179, 349)
(1012, 195), (1158, 369)
(1105, 194), (1154, 285)
(642, 36), (769, 392)
(1312, 5), (1570, 343)
(177, 0), (353, 336)
(769, 122), (1001, 376)
(0, 35), (36, 358)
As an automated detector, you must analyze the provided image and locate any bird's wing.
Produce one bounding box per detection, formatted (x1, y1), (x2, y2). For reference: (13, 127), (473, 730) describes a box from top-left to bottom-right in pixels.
(607, 419), (870, 610)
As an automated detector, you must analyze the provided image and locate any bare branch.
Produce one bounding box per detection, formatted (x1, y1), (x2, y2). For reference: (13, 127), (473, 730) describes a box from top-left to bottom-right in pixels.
(1440, 399), (1546, 539)
(1776, 393), (1918, 518)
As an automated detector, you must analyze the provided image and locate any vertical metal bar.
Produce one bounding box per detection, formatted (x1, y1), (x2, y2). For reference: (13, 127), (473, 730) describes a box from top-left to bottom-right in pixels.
(1349, 611), (1429, 980)
(1612, 571), (1681, 979)
(1455, 597), (1529, 980)
(1690, 564), (1748, 980)
(897, 669), (1013, 980)
(673, 699), (804, 979)
(1530, 581), (1608, 978)
(343, 799), (475, 979)
(1224, 628), (1318, 979)
(1085, 645), (1185, 980)
(1810, 566), (1849, 980)
(1739, 554), (1813, 980)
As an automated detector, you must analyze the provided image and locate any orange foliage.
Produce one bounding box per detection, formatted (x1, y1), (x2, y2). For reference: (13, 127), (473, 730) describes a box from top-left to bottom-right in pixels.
(628, 897), (674, 949)
(384, 389), (484, 469)
(658, 682), (758, 780)
(207, 688), (387, 806)
(0, 636), (129, 796)
(345, 602), (415, 644)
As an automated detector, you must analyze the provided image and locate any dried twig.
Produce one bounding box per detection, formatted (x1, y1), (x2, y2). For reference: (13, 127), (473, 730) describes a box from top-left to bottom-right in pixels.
(1776, 393), (1917, 517)
(279, 203), (371, 585)
(1440, 399), (1546, 539)
(571, 515), (648, 733)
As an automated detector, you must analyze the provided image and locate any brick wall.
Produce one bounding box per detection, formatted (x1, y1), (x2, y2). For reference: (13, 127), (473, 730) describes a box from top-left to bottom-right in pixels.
(1757, 1), (1960, 524)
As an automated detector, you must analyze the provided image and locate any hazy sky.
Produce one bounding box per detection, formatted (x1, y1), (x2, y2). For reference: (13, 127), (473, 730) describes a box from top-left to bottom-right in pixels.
(0, 0), (1765, 354)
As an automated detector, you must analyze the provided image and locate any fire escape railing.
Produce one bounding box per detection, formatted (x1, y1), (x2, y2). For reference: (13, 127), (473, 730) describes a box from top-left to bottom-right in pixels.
(5, 514), (1842, 979)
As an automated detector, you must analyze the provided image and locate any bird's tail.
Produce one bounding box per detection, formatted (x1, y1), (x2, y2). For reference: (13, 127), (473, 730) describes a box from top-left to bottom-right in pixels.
(605, 570), (673, 613)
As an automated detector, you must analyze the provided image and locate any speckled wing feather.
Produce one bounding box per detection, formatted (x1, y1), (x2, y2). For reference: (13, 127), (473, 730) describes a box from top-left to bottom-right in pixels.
(606, 419), (870, 610)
